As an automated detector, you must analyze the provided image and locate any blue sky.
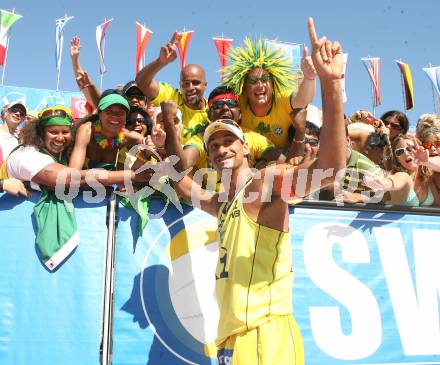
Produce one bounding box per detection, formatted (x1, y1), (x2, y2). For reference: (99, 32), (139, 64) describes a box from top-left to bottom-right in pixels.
(1, 0), (439, 129)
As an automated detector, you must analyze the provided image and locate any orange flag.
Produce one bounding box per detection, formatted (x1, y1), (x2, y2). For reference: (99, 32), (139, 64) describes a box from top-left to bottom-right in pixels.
(213, 37), (233, 80)
(135, 22), (153, 74)
(177, 30), (193, 69)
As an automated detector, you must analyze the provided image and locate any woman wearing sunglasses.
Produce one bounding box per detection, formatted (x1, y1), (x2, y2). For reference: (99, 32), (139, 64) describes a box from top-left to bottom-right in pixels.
(365, 135), (440, 207)
(418, 127), (440, 199)
(380, 110), (409, 141)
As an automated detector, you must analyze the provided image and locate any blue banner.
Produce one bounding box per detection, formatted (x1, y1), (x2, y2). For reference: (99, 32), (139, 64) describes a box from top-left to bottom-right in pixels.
(1, 194), (439, 364)
(0, 192), (108, 365)
(0, 85), (86, 118)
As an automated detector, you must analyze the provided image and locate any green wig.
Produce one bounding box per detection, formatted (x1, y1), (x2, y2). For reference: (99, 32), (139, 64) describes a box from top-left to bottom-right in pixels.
(221, 37), (299, 98)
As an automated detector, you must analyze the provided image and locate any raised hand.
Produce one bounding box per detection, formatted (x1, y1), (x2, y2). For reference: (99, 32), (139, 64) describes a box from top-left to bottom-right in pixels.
(160, 100), (179, 128)
(158, 31), (182, 66)
(411, 137), (429, 165)
(70, 36), (81, 58)
(290, 107), (307, 131)
(151, 118), (167, 148)
(307, 18), (343, 81)
(301, 46), (317, 80)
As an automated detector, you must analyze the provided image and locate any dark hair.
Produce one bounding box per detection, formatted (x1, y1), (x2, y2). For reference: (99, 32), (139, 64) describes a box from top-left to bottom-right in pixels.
(100, 88), (124, 98)
(208, 86), (236, 102)
(380, 110), (409, 134)
(288, 121), (320, 143)
(127, 106), (152, 134)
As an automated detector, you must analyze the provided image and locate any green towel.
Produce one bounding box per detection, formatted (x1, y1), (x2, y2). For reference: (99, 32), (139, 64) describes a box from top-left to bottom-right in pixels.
(34, 187), (79, 271)
(33, 149), (79, 271)
(119, 194), (151, 235)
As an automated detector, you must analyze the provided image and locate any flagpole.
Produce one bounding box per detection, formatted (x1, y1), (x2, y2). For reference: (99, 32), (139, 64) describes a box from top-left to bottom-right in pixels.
(427, 63), (438, 113)
(56, 67), (61, 91)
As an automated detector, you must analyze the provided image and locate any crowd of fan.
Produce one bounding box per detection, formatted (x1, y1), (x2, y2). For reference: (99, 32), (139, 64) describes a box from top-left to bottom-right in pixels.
(1, 32), (440, 209)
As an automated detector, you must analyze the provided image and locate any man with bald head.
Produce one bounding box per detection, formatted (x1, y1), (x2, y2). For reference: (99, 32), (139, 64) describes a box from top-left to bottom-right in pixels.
(136, 32), (208, 140)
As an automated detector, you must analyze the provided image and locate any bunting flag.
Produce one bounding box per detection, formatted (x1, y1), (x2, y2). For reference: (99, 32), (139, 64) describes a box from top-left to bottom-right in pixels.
(396, 60), (414, 110)
(96, 18), (113, 74)
(264, 40), (301, 70)
(177, 30), (193, 70)
(341, 53), (348, 103)
(422, 66), (440, 97)
(55, 15), (74, 72)
(361, 57), (381, 107)
(135, 22), (152, 75)
(213, 36), (233, 80)
(0, 9), (23, 66)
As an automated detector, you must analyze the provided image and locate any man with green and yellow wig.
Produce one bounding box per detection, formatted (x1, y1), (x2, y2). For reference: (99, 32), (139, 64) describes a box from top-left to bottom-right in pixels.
(222, 37), (317, 148)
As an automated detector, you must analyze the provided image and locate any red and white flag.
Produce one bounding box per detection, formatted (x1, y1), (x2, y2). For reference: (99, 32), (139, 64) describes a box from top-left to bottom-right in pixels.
(213, 37), (233, 80)
(177, 30), (193, 70)
(0, 9), (23, 66)
(96, 18), (113, 74)
(361, 57), (381, 106)
(135, 22), (152, 75)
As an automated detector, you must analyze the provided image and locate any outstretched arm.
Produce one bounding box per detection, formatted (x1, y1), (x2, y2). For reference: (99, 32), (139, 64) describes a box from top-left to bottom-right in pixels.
(291, 46), (317, 108)
(135, 32), (182, 100)
(70, 37), (100, 109)
(308, 18), (346, 176)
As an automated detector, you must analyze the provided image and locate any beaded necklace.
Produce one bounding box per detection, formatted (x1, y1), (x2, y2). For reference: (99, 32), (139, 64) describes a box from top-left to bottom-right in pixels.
(93, 120), (124, 149)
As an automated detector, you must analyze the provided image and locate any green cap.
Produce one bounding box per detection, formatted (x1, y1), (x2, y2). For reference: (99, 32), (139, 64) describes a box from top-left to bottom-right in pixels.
(98, 94), (130, 112)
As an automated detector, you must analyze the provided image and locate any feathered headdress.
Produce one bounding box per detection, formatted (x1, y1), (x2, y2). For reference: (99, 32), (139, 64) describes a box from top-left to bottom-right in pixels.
(221, 37), (298, 98)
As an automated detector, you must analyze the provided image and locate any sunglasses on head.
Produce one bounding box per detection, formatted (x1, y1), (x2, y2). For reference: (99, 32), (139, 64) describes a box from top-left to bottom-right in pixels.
(395, 144), (416, 157)
(8, 105), (26, 118)
(38, 107), (71, 120)
(211, 99), (239, 110)
(383, 119), (403, 131)
(246, 74), (271, 84)
(422, 140), (440, 149)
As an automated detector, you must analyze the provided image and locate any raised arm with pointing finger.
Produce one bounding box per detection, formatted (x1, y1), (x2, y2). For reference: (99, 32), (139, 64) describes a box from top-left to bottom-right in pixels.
(135, 32), (181, 100)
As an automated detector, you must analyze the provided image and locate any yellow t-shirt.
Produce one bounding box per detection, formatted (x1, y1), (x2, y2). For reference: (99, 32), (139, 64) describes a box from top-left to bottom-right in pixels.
(215, 179), (293, 345)
(184, 127), (275, 170)
(239, 90), (294, 149)
(151, 82), (208, 136)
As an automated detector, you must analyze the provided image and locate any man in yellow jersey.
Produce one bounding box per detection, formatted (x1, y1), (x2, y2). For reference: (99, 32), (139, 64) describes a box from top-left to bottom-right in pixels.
(135, 32), (208, 135)
(221, 34), (317, 149)
(164, 85), (279, 176)
(160, 18), (346, 365)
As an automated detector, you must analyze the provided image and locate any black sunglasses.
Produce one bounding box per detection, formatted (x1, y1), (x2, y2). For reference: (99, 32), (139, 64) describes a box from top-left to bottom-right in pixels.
(383, 119), (403, 131)
(211, 99), (239, 110)
(305, 138), (319, 146)
(8, 105), (26, 118)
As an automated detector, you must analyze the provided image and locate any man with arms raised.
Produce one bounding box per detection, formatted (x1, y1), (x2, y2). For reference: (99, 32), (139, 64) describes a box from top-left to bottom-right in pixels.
(222, 35), (317, 149)
(160, 19), (345, 365)
(135, 32), (208, 135)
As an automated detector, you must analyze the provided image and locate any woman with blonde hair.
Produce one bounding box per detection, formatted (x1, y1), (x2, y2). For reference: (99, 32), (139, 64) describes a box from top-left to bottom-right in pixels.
(365, 134), (440, 207)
